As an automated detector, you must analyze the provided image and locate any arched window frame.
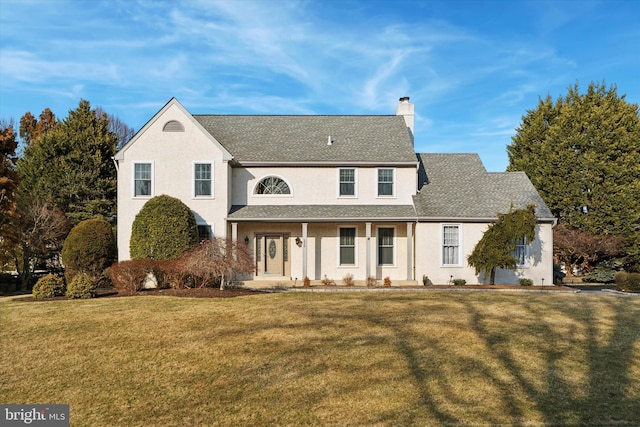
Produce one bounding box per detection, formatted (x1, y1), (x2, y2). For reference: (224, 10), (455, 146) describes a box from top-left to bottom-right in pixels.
(253, 175), (293, 196)
(162, 120), (185, 132)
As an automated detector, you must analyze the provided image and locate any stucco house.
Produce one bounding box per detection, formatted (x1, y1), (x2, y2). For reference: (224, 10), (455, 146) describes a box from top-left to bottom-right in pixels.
(114, 97), (555, 285)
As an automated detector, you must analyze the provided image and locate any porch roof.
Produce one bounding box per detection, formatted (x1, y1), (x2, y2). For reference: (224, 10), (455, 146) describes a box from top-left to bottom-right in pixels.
(227, 204), (417, 222)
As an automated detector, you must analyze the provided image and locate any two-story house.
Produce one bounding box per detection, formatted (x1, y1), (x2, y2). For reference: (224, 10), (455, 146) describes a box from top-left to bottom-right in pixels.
(115, 97), (555, 285)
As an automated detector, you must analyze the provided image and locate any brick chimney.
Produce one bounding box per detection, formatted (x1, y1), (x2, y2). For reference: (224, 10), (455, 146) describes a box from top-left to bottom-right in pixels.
(396, 96), (414, 142)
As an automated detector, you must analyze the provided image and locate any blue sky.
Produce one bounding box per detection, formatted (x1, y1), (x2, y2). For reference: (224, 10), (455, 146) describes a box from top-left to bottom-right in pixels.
(1, 0), (638, 171)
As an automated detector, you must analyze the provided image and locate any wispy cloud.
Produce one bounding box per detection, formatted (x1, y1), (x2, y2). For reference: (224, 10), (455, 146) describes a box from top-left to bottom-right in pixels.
(1, 0), (639, 171)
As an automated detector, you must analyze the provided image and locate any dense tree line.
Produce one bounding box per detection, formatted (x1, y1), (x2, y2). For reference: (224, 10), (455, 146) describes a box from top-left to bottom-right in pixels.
(1, 100), (133, 289)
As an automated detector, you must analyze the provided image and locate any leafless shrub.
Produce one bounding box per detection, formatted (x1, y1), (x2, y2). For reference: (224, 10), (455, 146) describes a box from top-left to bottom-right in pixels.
(342, 273), (354, 286)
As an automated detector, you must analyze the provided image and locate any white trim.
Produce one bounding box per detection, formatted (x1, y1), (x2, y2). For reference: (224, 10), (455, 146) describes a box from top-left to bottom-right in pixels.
(337, 167), (358, 198)
(192, 161), (214, 199)
(337, 225), (358, 267)
(515, 236), (530, 268)
(376, 225), (396, 267)
(376, 167), (396, 198)
(252, 174), (294, 197)
(441, 223), (463, 267)
(115, 98), (233, 162)
(132, 161), (154, 199)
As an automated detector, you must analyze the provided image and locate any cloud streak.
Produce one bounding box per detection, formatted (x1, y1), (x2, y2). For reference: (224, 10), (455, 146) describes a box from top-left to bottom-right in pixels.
(1, 0), (639, 171)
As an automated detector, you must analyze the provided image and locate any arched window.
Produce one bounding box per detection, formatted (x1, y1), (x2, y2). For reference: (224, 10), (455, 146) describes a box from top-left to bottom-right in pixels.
(162, 120), (184, 132)
(255, 176), (291, 195)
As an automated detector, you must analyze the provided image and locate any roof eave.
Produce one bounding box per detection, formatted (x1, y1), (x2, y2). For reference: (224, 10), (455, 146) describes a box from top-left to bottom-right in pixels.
(235, 161), (418, 167)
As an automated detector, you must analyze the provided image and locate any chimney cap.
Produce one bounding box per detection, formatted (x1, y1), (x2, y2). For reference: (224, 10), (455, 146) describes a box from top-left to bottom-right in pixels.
(399, 96), (410, 103)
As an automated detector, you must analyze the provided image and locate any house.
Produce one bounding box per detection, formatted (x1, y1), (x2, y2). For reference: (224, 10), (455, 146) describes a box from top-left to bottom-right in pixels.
(114, 97), (555, 285)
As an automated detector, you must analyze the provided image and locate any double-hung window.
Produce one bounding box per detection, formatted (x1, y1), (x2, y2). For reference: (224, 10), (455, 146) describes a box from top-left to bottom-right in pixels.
(377, 227), (394, 266)
(339, 227), (356, 265)
(339, 168), (356, 197)
(194, 163), (212, 197)
(377, 168), (394, 196)
(515, 236), (528, 267)
(134, 163), (152, 197)
(442, 225), (461, 266)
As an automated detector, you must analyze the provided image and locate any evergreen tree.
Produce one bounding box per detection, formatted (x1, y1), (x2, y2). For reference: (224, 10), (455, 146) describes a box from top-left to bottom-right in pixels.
(468, 205), (537, 284)
(17, 100), (119, 223)
(507, 82), (640, 267)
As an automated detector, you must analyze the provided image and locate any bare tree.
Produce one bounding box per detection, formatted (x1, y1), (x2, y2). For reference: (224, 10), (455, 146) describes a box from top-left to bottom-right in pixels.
(95, 107), (135, 149)
(7, 197), (70, 290)
(554, 223), (626, 276)
(181, 238), (253, 289)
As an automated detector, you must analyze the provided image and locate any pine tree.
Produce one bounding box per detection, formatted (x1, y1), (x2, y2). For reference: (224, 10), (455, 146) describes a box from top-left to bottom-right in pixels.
(507, 81), (640, 267)
(17, 100), (119, 223)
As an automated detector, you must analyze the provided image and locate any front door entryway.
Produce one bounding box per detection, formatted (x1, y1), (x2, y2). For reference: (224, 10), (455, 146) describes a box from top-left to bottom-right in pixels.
(264, 235), (284, 275)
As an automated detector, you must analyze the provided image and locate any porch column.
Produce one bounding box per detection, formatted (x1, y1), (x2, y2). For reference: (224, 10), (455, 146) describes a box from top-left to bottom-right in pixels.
(302, 222), (308, 279)
(406, 222), (414, 280)
(365, 222), (372, 279)
(231, 222), (238, 242)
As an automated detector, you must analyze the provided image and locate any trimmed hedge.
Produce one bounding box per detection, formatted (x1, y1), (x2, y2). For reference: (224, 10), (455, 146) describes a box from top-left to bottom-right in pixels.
(111, 239), (254, 294)
(66, 273), (97, 299)
(32, 274), (65, 299)
(130, 195), (199, 260)
(62, 218), (116, 282)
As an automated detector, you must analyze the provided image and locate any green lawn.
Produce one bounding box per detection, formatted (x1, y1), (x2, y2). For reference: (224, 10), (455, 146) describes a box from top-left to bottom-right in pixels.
(1, 292), (639, 426)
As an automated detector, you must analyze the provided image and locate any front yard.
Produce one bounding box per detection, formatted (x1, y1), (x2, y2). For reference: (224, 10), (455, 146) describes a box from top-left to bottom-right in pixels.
(1, 291), (639, 426)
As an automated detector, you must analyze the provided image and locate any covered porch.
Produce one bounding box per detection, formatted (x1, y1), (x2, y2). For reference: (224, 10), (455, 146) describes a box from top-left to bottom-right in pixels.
(227, 205), (417, 283)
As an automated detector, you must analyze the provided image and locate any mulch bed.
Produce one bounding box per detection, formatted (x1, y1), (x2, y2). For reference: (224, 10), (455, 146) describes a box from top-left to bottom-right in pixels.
(11, 287), (267, 302)
(6, 284), (583, 302)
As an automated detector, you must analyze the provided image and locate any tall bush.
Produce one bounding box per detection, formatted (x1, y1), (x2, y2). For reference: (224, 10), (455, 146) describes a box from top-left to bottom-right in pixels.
(130, 195), (198, 260)
(62, 218), (116, 282)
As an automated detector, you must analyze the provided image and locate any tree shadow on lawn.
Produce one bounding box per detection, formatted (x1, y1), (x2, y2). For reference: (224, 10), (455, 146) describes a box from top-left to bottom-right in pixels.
(288, 294), (640, 425)
(461, 296), (640, 426)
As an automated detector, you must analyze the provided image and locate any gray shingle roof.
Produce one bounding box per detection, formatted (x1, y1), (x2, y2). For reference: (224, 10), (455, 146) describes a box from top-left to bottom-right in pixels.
(413, 153), (555, 220)
(193, 115), (416, 163)
(228, 205), (416, 222)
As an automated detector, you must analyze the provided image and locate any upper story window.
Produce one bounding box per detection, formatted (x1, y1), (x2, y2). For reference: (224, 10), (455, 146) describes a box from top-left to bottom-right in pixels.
(134, 162), (152, 197)
(515, 236), (528, 267)
(442, 224), (461, 266)
(338, 168), (356, 197)
(377, 168), (395, 197)
(255, 176), (291, 195)
(194, 163), (212, 197)
(163, 120), (184, 132)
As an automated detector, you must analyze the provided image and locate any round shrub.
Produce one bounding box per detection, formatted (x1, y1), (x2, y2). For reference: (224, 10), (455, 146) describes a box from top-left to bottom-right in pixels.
(32, 274), (65, 299)
(130, 195), (199, 260)
(62, 218), (116, 282)
(66, 273), (97, 299)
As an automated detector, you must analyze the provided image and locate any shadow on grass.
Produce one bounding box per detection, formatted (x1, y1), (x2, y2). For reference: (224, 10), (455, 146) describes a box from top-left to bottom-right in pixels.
(290, 294), (640, 425)
(460, 296), (640, 425)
